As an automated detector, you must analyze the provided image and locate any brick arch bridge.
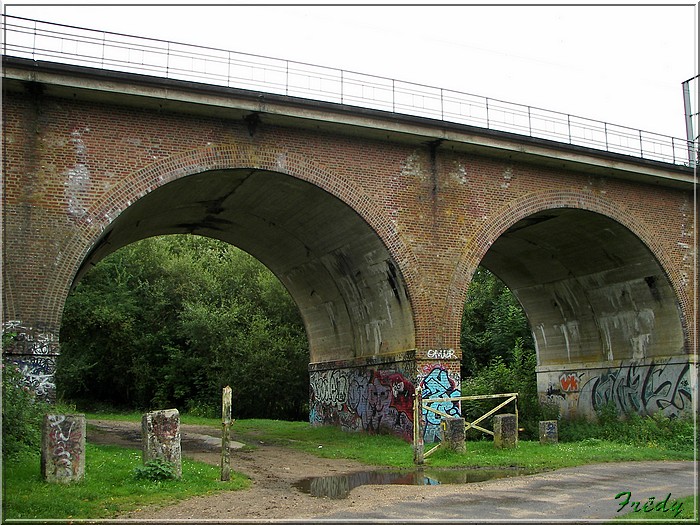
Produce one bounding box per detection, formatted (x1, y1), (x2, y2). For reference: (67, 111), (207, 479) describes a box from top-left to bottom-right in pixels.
(2, 56), (696, 441)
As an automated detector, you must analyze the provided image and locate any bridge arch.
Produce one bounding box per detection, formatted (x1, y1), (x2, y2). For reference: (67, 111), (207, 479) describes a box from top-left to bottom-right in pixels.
(447, 189), (692, 417)
(58, 144), (420, 365)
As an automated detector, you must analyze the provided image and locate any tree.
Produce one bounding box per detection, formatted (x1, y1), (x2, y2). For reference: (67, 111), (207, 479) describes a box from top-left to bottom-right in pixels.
(460, 266), (534, 378)
(58, 235), (309, 420)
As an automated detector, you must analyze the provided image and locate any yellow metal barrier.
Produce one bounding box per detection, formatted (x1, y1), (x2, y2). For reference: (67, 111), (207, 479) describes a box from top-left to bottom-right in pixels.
(414, 391), (519, 462)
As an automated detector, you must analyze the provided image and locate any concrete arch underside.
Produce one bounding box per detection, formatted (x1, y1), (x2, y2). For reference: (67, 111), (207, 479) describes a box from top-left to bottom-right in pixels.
(456, 202), (694, 419)
(75, 168), (416, 365)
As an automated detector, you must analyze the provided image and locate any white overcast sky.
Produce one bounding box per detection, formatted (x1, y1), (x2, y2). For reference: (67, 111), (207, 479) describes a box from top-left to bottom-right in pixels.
(2, 1), (698, 140)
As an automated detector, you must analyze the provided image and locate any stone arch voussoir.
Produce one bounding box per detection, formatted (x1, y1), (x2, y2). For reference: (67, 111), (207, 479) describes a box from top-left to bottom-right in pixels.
(443, 189), (692, 351)
(53, 143), (425, 341)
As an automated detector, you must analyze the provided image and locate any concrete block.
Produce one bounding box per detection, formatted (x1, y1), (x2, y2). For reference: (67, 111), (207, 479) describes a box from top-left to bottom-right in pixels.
(539, 420), (559, 444)
(442, 417), (466, 453)
(493, 413), (518, 449)
(41, 413), (86, 483)
(141, 408), (182, 478)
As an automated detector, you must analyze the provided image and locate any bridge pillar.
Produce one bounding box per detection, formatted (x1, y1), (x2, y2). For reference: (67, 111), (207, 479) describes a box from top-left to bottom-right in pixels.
(308, 349), (463, 443)
(416, 351), (462, 443)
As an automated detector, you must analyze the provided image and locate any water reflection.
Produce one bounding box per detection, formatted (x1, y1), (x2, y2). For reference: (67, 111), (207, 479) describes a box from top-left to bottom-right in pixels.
(293, 467), (540, 499)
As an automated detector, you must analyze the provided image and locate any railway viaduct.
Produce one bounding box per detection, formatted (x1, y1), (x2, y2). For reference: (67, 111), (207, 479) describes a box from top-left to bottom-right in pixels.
(2, 53), (697, 441)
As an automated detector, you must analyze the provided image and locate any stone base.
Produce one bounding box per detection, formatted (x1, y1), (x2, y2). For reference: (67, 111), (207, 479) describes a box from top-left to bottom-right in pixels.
(539, 420), (558, 444)
(442, 417), (466, 453)
(41, 414), (86, 483)
(493, 413), (518, 449)
(142, 408), (182, 478)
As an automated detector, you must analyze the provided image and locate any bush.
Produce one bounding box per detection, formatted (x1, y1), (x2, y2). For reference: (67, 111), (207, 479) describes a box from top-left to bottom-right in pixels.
(558, 402), (695, 450)
(133, 458), (177, 482)
(460, 340), (555, 440)
(1, 359), (50, 460)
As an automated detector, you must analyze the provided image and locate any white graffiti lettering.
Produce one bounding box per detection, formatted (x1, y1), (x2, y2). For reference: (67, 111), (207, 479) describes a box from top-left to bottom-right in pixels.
(427, 349), (456, 359)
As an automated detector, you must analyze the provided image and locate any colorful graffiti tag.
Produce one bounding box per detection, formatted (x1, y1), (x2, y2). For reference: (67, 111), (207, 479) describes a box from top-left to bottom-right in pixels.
(309, 366), (416, 441)
(419, 364), (461, 443)
(543, 358), (693, 419)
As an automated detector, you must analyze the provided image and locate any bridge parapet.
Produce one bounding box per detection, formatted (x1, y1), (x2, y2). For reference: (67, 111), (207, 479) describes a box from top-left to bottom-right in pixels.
(2, 15), (696, 169)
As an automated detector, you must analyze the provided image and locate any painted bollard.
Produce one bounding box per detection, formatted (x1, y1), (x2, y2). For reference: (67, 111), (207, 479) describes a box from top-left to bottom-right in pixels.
(142, 408), (182, 478)
(539, 420), (558, 444)
(41, 413), (86, 483)
(443, 417), (466, 453)
(493, 413), (518, 449)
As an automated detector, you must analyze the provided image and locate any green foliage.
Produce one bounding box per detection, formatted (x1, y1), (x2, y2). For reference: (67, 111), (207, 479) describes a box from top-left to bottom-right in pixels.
(459, 267), (558, 440)
(559, 404), (695, 451)
(1, 359), (50, 459)
(460, 267), (534, 376)
(133, 458), (177, 482)
(58, 235), (309, 420)
(460, 340), (558, 440)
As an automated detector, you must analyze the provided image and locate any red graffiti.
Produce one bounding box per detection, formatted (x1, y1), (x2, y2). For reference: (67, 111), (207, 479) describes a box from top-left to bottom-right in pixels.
(559, 373), (580, 392)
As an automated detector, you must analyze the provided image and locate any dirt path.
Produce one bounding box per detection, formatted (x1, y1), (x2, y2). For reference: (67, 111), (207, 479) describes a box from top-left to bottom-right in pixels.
(87, 420), (696, 521)
(88, 419), (390, 520)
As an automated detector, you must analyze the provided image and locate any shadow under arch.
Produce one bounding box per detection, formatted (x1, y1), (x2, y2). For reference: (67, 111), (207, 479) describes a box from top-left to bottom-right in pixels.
(70, 161), (416, 365)
(448, 190), (689, 369)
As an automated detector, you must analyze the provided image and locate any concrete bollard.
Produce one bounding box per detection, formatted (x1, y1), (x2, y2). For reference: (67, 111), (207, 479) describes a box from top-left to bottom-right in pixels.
(493, 413), (518, 449)
(539, 420), (559, 444)
(442, 417), (466, 453)
(41, 413), (86, 483)
(142, 408), (182, 478)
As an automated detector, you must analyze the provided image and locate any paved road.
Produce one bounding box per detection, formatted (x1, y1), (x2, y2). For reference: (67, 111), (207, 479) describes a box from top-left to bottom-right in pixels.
(320, 461), (697, 522)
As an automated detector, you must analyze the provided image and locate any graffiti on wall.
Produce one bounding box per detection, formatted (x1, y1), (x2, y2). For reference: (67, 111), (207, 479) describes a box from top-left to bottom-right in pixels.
(419, 364), (461, 443)
(544, 359), (693, 418)
(3, 321), (59, 400)
(2, 320), (59, 355)
(309, 365), (415, 441)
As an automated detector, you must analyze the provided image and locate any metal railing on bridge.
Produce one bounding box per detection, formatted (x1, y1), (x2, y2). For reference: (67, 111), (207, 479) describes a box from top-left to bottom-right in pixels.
(2, 15), (696, 168)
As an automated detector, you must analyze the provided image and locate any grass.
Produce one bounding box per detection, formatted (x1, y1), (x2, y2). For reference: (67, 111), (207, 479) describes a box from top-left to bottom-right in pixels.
(2, 443), (249, 520)
(4, 413), (695, 520)
(84, 413), (695, 470)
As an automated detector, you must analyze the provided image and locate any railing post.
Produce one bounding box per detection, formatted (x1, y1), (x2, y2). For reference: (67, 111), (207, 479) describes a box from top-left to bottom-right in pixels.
(604, 122), (609, 151)
(527, 106), (532, 137)
(101, 31), (106, 68)
(440, 88), (444, 121)
(392, 79), (396, 113)
(227, 51), (231, 88)
(639, 130), (644, 159)
(221, 385), (232, 481)
(485, 97), (490, 129)
(413, 386), (424, 465)
(340, 69), (344, 105)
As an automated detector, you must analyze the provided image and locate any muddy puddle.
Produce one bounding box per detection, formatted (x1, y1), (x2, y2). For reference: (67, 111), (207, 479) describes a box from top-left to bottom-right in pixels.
(293, 467), (544, 499)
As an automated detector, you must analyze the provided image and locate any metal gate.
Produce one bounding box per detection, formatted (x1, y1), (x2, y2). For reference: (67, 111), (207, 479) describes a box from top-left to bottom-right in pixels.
(413, 387), (518, 463)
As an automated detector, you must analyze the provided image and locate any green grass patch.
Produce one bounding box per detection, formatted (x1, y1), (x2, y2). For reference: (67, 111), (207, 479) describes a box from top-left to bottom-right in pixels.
(2, 443), (249, 520)
(81, 414), (695, 471)
(611, 493), (697, 521)
(227, 419), (694, 470)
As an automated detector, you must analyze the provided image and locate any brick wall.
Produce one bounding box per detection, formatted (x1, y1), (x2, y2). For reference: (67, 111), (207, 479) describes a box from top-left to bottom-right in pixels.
(2, 85), (696, 424)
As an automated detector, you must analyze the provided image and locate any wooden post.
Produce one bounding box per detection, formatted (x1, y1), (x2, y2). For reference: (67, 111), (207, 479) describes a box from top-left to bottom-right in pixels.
(413, 386), (424, 465)
(221, 386), (232, 481)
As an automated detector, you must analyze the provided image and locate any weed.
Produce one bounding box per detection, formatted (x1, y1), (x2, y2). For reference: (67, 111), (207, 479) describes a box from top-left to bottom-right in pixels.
(133, 458), (177, 482)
